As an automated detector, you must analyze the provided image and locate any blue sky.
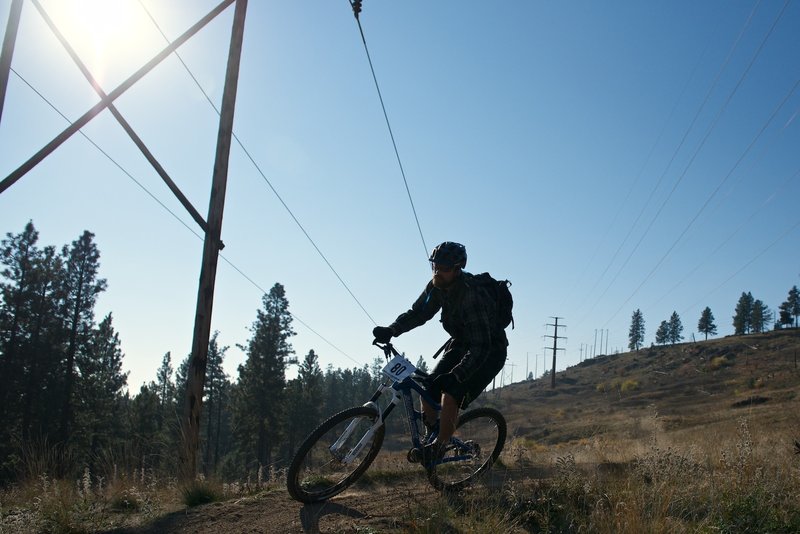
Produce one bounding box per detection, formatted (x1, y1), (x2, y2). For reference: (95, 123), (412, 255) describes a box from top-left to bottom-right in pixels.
(1, 0), (798, 390)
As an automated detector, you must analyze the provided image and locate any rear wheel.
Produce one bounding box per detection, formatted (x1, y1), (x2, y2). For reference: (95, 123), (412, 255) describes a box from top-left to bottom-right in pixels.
(286, 406), (384, 503)
(426, 407), (506, 491)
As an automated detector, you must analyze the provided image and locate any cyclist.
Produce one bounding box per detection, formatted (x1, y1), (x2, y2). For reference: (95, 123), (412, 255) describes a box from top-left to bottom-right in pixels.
(373, 241), (507, 464)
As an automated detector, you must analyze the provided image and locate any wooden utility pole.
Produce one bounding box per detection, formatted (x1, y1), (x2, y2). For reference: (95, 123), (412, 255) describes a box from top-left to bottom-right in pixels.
(182, 0), (248, 480)
(0, 0), (23, 125)
(545, 317), (566, 388)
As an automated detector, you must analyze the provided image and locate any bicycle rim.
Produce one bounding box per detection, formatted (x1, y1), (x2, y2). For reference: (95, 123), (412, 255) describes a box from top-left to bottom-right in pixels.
(427, 407), (506, 491)
(286, 406), (384, 503)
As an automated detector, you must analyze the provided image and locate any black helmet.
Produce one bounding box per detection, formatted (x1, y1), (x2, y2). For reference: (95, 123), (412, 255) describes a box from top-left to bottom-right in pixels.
(429, 241), (467, 268)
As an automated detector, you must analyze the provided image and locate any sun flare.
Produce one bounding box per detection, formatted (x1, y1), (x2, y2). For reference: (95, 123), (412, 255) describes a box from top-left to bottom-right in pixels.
(44, 0), (151, 83)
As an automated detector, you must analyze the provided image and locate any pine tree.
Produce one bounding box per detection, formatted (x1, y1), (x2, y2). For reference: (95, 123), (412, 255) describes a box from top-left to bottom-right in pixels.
(203, 332), (230, 475)
(231, 283), (294, 473)
(750, 300), (772, 333)
(628, 309), (645, 351)
(733, 292), (754, 335)
(283, 349), (323, 460)
(778, 301), (793, 328)
(74, 313), (128, 467)
(0, 222), (41, 433)
(783, 286), (799, 328)
(667, 311), (684, 344)
(415, 355), (429, 373)
(59, 231), (107, 443)
(697, 306), (717, 340)
(655, 320), (669, 345)
(155, 352), (176, 433)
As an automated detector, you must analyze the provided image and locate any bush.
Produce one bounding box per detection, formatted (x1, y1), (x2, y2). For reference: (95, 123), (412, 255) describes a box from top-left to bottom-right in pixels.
(181, 479), (223, 507)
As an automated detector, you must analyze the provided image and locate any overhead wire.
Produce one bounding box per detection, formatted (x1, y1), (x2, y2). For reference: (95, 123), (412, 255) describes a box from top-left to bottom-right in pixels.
(565, 30), (715, 312)
(348, 0), (429, 259)
(680, 214), (800, 317)
(650, 165), (800, 307)
(8, 66), (360, 366)
(601, 0), (794, 327)
(648, 122), (800, 310)
(576, 0), (765, 328)
(137, 0), (378, 327)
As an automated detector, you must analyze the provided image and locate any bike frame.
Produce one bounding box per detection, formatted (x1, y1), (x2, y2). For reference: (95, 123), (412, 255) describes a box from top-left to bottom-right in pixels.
(329, 343), (474, 466)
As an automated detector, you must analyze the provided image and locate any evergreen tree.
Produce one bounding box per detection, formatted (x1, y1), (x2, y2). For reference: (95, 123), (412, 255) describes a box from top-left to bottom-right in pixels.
(74, 313), (128, 468)
(59, 231), (107, 443)
(127, 383), (162, 473)
(750, 299), (772, 333)
(628, 309), (645, 351)
(778, 301), (793, 328)
(155, 352), (176, 433)
(782, 286), (799, 328)
(415, 355), (429, 373)
(0, 223), (74, 480)
(733, 292), (754, 335)
(697, 306), (717, 340)
(0, 222), (41, 434)
(283, 349), (323, 461)
(655, 320), (669, 345)
(203, 332), (230, 475)
(231, 283), (294, 474)
(667, 311), (684, 344)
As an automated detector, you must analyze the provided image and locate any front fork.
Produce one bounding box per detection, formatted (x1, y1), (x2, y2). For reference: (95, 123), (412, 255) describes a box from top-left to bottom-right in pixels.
(329, 383), (397, 464)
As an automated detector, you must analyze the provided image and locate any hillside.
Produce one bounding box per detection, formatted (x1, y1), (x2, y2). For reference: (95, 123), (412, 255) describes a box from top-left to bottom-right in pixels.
(491, 329), (800, 461)
(13, 330), (799, 534)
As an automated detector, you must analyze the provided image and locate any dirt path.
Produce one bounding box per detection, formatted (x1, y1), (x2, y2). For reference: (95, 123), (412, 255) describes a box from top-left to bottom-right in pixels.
(105, 474), (441, 534)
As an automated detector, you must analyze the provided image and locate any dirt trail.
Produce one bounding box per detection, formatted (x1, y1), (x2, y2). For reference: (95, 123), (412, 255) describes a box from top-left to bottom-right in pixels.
(105, 476), (440, 534)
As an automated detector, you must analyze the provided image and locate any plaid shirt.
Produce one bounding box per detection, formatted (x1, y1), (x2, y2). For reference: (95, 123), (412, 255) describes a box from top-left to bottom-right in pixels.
(390, 271), (507, 381)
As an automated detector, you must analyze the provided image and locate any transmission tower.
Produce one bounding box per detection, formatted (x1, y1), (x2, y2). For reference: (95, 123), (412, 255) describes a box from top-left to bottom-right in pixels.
(545, 317), (566, 388)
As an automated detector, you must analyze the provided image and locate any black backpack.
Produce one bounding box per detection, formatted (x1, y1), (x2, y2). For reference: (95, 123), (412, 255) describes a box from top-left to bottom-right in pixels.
(472, 272), (514, 330)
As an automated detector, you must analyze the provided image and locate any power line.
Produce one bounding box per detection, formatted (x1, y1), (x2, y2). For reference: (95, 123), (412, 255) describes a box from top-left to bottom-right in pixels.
(8, 67), (360, 366)
(137, 0), (377, 326)
(599, 0), (792, 327)
(576, 0), (766, 329)
(348, 0), (428, 259)
(681, 215), (800, 317)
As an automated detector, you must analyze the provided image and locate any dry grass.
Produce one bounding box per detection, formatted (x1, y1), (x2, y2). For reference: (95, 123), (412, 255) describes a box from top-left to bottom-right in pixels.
(2, 330), (798, 532)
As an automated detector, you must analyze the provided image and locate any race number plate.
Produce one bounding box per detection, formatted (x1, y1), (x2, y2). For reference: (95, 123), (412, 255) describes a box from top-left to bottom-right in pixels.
(381, 354), (416, 381)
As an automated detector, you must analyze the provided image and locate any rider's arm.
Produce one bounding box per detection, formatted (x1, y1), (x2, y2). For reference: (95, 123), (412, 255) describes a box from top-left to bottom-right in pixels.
(389, 282), (441, 336)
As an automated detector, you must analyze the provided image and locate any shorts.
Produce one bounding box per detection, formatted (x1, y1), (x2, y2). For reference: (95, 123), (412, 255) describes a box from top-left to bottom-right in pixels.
(428, 343), (506, 409)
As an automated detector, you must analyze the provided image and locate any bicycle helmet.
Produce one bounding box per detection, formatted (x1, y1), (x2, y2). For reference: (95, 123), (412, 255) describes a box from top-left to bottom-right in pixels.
(429, 241), (467, 268)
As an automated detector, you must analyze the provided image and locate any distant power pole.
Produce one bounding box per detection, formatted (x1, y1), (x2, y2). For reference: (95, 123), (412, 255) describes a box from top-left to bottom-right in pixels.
(545, 317), (567, 388)
(593, 329), (598, 358)
(605, 329), (609, 355)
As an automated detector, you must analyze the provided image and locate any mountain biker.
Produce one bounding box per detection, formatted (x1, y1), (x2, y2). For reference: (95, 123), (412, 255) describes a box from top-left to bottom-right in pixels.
(373, 241), (508, 464)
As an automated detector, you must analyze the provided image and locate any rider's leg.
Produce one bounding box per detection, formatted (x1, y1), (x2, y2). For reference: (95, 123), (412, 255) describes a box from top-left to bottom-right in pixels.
(437, 392), (459, 443)
(420, 397), (438, 429)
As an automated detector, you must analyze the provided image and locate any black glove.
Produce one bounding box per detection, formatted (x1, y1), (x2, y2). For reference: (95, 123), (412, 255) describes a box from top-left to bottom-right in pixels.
(372, 326), (395, 343)
(432, 372), (460, 393)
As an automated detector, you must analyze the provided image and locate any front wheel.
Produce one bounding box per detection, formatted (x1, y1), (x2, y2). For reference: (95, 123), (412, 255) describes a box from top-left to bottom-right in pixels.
(427, 407), (506, 491)
(286, 406), (385, 503)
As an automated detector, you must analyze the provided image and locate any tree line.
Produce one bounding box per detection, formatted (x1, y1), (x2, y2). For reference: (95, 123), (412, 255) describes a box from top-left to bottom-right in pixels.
(627, 286), (800, 351)
(0, 222), (404, 485)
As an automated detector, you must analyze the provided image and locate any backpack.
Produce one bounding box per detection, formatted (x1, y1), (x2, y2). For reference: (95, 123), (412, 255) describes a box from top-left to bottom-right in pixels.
(472, 272), (514, 330)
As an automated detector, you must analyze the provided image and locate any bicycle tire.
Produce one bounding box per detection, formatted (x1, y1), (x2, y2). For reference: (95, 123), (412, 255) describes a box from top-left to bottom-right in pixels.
(426, 407), (506, 491)
(286, 405), (385, 503)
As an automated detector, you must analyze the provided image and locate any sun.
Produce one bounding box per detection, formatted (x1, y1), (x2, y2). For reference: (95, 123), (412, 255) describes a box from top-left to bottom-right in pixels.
(43, 0), (152, 84)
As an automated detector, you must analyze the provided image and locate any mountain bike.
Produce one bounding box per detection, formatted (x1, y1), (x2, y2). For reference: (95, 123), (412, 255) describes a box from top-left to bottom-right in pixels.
(286, 341), (507, 503)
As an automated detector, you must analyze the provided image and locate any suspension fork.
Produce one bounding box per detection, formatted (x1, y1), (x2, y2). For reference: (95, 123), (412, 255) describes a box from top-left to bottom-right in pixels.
(329, 383), (399, 464)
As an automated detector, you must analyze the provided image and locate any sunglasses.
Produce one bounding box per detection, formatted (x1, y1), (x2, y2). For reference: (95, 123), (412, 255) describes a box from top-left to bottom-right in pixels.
(431, 262), (458, 273)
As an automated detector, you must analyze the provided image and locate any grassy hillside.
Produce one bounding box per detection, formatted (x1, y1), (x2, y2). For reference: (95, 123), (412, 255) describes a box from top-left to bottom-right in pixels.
(491, 329), (800, 465)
